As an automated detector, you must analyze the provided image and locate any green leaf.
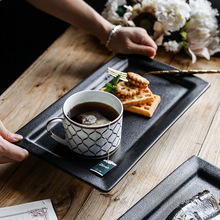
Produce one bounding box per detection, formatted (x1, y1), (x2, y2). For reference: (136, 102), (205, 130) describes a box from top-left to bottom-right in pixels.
(116, 6), (126, 17)
(180, 31), (187, 41)
(181, 41), (189, 49)
(106, 83), (114, 88)
(111, 86), (117, 93)
(104, 82), (117, 93)
(104, 86), (113, 93)
(113, 74), (121, 85)
(104, 74), (123, 94)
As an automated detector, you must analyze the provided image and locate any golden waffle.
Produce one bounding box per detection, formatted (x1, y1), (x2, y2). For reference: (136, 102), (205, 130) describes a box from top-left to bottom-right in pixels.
(116, 87), (154, 107)
(124, 95), (161, 117)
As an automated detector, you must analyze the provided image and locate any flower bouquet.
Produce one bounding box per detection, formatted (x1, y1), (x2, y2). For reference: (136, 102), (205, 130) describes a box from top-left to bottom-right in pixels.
(102, 0), (220, 63)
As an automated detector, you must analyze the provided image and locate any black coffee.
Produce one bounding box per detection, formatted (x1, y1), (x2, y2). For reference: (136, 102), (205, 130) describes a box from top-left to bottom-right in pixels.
(67, 102), (119, 125)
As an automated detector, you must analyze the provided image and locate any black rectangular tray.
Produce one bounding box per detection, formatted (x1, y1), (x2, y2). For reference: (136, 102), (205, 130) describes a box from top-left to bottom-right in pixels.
(17, 54), (210, 192)
(119, 156), (220, 220)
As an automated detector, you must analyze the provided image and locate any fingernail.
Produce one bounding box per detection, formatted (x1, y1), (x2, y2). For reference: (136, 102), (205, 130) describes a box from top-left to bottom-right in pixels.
(13, 134), (23, 142)
(23, 149), (29, 158)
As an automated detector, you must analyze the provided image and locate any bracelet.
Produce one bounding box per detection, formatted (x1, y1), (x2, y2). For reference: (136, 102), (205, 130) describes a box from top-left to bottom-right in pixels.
(106, 25), (122, 51)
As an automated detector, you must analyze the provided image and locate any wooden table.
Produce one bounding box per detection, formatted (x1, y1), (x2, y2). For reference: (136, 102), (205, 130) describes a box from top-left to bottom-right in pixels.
(0, 26), (220, 219)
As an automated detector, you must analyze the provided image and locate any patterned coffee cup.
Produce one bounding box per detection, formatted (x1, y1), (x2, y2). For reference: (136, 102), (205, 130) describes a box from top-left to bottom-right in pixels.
(46, 90), (123, 158)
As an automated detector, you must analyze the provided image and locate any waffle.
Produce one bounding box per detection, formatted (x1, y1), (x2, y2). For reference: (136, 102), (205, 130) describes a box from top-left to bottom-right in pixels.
(102, 69), (161, 117)
(116, 87), (154, 107)
(124, 95), (161, 117)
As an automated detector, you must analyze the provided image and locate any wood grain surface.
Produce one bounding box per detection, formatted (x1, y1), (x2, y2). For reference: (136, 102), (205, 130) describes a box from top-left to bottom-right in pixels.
(0, 26), (220, 219)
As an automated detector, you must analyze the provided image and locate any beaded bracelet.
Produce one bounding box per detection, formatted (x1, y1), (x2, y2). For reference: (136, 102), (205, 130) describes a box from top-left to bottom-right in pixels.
(106, 25), (122, 51)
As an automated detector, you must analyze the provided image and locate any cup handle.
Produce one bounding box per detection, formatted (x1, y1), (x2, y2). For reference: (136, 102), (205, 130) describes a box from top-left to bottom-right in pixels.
(46, 118), (68, 146)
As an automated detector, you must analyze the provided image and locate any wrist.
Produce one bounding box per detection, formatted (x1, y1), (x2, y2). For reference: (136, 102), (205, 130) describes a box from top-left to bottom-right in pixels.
(98, 22), (115, 45)
(105, 25), (122, 51)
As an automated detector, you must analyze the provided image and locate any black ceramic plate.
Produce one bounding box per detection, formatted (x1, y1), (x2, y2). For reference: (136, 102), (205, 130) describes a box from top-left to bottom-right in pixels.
(119, 156), (220, 220)
(16, 54), (210, 192)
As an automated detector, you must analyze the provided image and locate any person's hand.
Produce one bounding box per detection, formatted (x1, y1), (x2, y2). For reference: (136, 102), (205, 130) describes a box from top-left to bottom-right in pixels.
(108, 26), (158, 59)
(0, 120), (29, 164)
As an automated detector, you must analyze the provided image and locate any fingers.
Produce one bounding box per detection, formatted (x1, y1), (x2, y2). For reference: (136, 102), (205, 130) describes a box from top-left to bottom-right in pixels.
(0, 157), (17, 164)
(0, 136), (29, 164)
(0, 121), (29, 164)
(110, 27), (158, 58)
(139, 30), (158, 51)
(129, 27), (157, 57)
(127, 42), (157, 58)
(0, 120), (23, 142)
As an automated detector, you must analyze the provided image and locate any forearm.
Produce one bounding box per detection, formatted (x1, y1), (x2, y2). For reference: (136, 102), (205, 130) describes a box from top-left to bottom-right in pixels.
(26, 0), (157, 57)
(26, 0), (114, 44)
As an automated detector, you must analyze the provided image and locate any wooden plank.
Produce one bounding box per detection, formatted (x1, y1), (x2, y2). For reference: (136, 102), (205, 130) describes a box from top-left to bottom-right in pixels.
(199, 102), (220, 167)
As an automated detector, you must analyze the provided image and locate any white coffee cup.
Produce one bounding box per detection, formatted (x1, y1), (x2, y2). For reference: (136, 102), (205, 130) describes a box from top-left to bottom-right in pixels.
(46, 90), (123, 158)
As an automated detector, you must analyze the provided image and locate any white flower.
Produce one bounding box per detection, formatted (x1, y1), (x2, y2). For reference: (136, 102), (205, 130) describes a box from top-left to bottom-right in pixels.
(187, 27), (211, 60)
(133, 3), (142, 10)
(163, 41), (182, 53)
(101, 0), (220, 63)
(208, 31), (220, 55)
(156, 0), (191, 32)
(102, 0), (127, 24)
(124, 11), (135, 26)
(186, 26), (220, 63)
(131, 0), (156, 10)
(142, 0), (156, 8)
(185, 0), (220, 63)
(189, 0), (219, 30)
